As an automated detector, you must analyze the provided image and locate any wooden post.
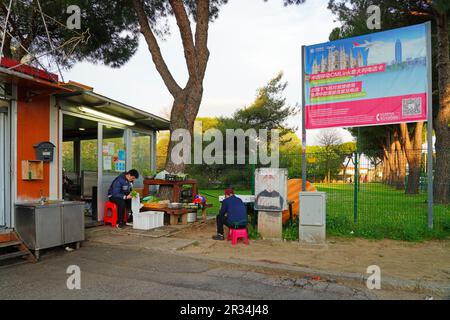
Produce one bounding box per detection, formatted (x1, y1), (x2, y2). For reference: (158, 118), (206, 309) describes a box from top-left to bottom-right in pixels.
(180, 213), (188, 225)
(170, 214), (179, 225)
(257, 211), (282, 240)
(202, 206), (207, 221)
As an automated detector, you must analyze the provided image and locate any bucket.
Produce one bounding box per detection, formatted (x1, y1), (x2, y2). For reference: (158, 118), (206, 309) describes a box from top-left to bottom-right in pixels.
(187, 212), (196, 223)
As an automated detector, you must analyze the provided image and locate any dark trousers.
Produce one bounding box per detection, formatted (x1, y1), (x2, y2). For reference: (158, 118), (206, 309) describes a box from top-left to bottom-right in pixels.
(216, 214), (247, 235)
(109, 197), (131, 225)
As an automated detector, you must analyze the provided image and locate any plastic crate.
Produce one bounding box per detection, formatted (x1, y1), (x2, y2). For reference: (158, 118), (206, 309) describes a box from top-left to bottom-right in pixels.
(133, 211), (164, 230)
(154, 211), (164, 227)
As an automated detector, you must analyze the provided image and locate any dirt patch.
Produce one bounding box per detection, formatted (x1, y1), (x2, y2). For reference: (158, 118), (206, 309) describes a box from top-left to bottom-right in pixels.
(173, 220), (450, 284)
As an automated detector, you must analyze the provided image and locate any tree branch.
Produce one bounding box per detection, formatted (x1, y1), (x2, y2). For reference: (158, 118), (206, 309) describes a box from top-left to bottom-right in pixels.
(168, 0), (199, 85)
(195, 0), (210, 80)
(132, 0), (182, 98)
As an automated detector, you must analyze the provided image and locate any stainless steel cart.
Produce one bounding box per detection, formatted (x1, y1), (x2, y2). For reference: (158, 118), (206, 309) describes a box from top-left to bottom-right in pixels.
(14, 201), (85, 260)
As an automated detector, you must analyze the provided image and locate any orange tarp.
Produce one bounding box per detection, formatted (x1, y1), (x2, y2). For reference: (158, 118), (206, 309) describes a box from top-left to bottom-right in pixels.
(282, 179), (317, 224)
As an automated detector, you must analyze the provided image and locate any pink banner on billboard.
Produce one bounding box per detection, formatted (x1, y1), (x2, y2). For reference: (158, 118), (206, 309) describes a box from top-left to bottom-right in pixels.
(305, 93), (427, 129)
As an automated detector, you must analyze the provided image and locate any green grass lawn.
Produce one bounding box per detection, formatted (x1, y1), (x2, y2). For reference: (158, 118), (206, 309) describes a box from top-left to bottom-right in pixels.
(316, 183), (450, 241)
(200, 183), (450, 241)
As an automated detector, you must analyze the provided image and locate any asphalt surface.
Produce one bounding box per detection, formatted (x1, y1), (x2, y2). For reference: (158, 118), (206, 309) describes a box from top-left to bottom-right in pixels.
(0, 242), (375, 300)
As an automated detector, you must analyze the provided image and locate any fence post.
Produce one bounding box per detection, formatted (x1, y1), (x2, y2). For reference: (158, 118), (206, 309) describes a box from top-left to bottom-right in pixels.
(251, 163), (255, 195)
(301, 45), (307, 192)
(353, 151), (359, 224)
(353, 127), (360, 224)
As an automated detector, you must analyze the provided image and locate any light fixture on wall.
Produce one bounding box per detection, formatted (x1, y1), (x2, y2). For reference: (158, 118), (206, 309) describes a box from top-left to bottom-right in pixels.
(78, 106), (135, 126)
(79, 128), (85, 131)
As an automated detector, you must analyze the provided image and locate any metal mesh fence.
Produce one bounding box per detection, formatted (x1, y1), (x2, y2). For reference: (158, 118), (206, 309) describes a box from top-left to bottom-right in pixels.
(310, 149), (449, 241)
(156, 149), (450, 240)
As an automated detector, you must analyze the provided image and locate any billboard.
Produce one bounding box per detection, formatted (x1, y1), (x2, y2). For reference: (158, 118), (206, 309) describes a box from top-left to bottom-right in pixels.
(304, 23), (430, 129)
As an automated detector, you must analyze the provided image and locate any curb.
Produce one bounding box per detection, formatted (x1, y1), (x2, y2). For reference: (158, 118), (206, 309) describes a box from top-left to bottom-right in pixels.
(171, 249), (450, 296)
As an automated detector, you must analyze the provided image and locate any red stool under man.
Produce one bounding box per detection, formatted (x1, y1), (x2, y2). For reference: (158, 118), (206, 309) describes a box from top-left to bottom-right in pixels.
(227, 228), (249, 245)
(104, 201), (127, 227)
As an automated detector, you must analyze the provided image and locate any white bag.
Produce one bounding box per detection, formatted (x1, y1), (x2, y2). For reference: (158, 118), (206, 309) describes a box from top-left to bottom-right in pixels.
(131, 193), (143, 215)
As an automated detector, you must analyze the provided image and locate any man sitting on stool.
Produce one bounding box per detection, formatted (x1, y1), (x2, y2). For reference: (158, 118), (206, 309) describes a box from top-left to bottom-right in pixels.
(212, 187), (247, 240)
(108, 169), (139, 229)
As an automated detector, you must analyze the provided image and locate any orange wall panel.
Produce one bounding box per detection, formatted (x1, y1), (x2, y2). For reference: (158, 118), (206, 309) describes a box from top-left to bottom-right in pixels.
(17, 92), (50, 201)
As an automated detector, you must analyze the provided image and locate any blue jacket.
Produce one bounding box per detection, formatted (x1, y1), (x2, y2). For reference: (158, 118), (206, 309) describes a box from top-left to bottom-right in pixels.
(219, 195), (247, 224)
(108, 173), (132, 199)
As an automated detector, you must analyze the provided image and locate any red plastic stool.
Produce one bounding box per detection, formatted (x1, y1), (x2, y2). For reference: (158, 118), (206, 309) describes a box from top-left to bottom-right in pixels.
(227, 228), (249, 245)
(104, 201), (127, 227)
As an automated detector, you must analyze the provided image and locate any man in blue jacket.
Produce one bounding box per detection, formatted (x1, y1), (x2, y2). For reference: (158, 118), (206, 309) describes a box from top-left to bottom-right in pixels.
(108, 169), (139, 229)
(212, 187), (248, 240)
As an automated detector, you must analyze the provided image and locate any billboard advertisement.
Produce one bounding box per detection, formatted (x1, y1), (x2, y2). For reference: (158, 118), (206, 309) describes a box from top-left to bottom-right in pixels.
(304, 23), (430, 129)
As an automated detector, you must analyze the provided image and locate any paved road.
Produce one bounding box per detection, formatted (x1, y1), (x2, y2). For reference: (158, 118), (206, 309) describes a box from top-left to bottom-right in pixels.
(0, 242), (375, 300)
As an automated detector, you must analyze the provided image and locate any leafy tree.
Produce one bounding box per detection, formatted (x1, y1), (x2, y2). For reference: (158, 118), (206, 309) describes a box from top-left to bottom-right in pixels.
(156, 131), (170, 171)
(185, 72), (299, 188)
(305, 142), (355, 182)
(0, 0), (139, 70)
(278, 130), (302, 178)
(231, 72), (298, 137)
(218, 72), (298, 160)
(196, 117), (220, 132)
(317, 129), (342, 182)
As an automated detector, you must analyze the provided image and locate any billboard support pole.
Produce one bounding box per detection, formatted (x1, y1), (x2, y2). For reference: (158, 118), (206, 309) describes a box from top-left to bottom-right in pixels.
(354, 128), (360, 223)
(425, 21), (433, 229)
(301, 45), (307, 192)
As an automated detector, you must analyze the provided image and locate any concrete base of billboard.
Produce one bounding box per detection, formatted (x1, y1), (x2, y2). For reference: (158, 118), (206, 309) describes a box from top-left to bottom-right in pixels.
(257, 211), (282, 240)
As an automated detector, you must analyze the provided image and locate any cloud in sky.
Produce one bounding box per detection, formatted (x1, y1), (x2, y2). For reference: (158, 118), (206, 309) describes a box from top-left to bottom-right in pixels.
(63, 0), (353, 145)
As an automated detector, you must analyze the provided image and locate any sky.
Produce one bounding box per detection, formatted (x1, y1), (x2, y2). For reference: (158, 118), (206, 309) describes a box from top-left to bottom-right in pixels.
(62, 0), (354, 145)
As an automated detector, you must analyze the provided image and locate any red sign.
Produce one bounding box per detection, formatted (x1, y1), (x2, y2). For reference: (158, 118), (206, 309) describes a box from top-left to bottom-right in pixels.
(0, 57), (58, 82)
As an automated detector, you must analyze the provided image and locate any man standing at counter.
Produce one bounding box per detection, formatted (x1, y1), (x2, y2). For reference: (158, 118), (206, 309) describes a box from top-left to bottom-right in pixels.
(108, 169), (139, 229)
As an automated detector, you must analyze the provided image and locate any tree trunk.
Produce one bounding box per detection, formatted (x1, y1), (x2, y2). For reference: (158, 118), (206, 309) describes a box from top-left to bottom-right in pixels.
(434, 11), (450, 204)
(400, 122), (423, 194)
(132, 0), (211, 200)
(165, 88), (202, 173)
(159, 87), (202, 200)
(382, 148), (389, 184)
(388, 131), (397, 186)
(393, 128), (406, 190)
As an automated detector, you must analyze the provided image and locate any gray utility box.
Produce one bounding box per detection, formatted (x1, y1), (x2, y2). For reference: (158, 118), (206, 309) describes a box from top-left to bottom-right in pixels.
(15, 201), (85, 259)
(299, 192), (326, 244)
